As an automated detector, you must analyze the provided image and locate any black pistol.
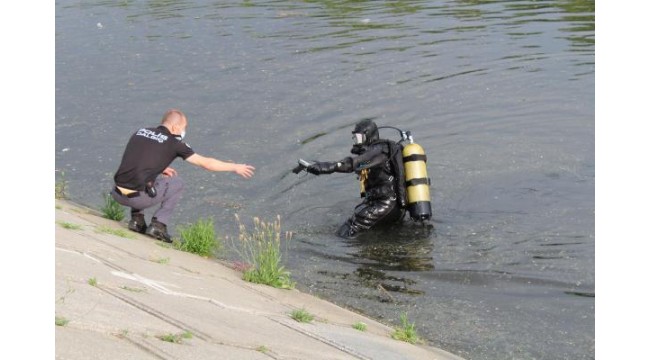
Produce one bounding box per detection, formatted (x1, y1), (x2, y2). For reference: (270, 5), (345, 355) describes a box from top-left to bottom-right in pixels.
(292, 159), (313, 174)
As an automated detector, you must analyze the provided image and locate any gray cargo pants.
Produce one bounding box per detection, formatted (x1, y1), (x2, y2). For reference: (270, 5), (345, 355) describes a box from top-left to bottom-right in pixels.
(111, 175), (184, 226)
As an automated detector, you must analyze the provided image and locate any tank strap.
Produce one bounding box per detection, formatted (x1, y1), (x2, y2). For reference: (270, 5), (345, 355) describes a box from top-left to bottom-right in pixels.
(403, 154), (427, 163)
(379, 139), (407, 208)
(406, 178), (431, 187)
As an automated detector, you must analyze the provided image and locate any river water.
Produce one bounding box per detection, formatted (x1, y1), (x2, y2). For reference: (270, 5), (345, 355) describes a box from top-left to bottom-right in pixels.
(55, 1), (594, 359)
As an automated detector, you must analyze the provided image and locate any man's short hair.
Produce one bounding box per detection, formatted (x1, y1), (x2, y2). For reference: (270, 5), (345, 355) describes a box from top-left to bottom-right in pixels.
(161, 109), (186, 125)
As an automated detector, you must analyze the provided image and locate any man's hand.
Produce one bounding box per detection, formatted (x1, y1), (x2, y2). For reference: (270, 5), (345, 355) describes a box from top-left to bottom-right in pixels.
(162, 167), (177, 177)
(306, 163), (323, 175)
(234, 164), (255, 179)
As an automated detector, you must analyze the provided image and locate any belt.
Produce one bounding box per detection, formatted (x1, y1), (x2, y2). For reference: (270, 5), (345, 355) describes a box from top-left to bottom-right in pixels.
(114, 186), (140, 198)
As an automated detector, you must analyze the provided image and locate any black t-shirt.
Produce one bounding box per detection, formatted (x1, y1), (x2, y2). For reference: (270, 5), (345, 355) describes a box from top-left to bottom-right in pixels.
(114, 126), (195, 190)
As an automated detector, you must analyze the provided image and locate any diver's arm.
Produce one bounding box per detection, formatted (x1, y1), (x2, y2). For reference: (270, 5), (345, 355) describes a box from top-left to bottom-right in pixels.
(347, 146), (387, 171)
(306, 147), (387, 175)
(306, 160), (344, 175)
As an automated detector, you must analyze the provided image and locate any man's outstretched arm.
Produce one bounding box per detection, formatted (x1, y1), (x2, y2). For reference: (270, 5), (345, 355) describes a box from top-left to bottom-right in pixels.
(186, 154), (255, 178)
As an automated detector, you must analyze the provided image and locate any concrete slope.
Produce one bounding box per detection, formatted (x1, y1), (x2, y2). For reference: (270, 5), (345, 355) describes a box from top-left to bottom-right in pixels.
(55, 199), (464, 360)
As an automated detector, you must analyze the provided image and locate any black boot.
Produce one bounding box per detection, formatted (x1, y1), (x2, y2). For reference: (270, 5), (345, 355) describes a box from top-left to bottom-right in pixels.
(337, 220), (362, 239)
(128, 213), (147, 234)
(145, 217), (172, 243)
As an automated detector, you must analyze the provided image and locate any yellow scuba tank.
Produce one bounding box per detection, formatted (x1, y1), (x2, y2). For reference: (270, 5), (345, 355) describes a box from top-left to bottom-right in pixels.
(402, 134), (432, 221)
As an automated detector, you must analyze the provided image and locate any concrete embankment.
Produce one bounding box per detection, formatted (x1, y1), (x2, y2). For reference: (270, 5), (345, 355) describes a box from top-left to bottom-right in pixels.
(55, 199), (464, 360)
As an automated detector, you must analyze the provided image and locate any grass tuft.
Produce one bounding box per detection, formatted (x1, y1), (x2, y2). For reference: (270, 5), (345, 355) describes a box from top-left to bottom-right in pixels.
(55, 316), (69, 326)
(175, 218), (222, 257)
(96, 225), (135, 239)
(158, 331), (193, 344)
(290, 308), (314, 323)
(234, 215), (295, 289)
(88, 277), (97, 287)
(55, 170), (67, 199)
(152, 257), (170, 264)
(391, 312), (421, 344)
(101, 193), (125, 221)
(352, 322), (367, 331)
(57, 221), (82, 230)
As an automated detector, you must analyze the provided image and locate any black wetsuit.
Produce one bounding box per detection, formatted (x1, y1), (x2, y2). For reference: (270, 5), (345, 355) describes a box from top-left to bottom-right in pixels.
(308, 140), (406, 239)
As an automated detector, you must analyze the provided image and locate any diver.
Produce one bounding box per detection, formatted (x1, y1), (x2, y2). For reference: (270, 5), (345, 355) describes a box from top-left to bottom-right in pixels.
(299, 119), (413, 239)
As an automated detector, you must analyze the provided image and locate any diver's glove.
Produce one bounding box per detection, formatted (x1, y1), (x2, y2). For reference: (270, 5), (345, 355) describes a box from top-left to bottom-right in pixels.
(306, 161), (338, 175)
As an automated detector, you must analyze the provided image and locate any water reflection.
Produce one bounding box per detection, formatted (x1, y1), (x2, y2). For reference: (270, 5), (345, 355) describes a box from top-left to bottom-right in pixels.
(340, 222), (435, 298)
(348, 222), (435, 272)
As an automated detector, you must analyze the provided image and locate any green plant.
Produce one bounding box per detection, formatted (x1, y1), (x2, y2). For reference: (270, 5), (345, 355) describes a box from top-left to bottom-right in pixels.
(101, 193), (125, 221)
(88, 277), (97, 287)
(96, 225), (135, 239)
(158, 333), (181, 343)
(57, 221), (82, 230)
(55, 316), (69, 326)
(352, 322), (367, 331)
(152, 257), (170, 264)
(391, 312), (421, 344)
(256, 345), (269, 353)
(175, 218), (222, 257)
(290, 308), (314, 323)
(234, 215), (295, 289)
(158, 331), (192, 344)
(55, 170), (67, 199)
